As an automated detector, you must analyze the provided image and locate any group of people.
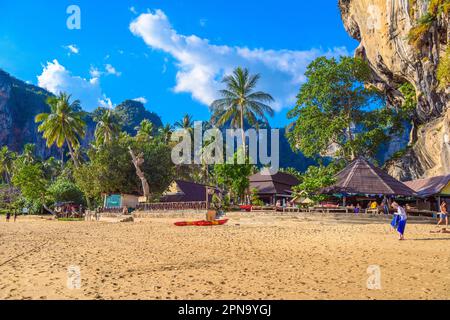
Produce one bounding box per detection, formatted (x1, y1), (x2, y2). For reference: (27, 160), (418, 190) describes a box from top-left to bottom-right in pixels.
(4, 211), (18, 222)
(390, 200), (448, 240)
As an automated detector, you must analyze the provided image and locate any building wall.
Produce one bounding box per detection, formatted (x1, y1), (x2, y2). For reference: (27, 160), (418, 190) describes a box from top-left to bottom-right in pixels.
(122, 194), (140, 209)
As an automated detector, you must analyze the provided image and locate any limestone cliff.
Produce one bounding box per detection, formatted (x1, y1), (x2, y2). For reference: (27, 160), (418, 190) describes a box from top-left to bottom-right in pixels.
(339, 0), (449, 179)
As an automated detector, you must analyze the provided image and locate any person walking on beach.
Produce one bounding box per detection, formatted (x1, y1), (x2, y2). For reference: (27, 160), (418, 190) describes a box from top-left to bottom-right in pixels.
(437, 201), (448, 227)
(6, 212), (11, 222)
(391, 202), (407, 240)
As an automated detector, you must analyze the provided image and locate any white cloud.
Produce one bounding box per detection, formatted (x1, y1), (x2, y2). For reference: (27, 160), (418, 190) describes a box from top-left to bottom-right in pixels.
(129, 6), (138, 15)
(37, 59), (113, 111)
(89, 66), (102, 78)
(64, 44), (80, 55)
(133, 97), (148, 104)
(130, 9), (348, 110)
(105, 64), (122, 76)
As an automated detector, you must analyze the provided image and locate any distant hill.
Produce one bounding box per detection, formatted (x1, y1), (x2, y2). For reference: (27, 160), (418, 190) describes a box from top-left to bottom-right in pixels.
(0, 69), (163, 158)
(0, 68), (318, 172)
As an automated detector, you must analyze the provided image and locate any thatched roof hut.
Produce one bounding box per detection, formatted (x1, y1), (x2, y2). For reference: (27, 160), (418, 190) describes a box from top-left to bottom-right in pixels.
(321, 157), (416, 197)
(404, 175), (450, 198)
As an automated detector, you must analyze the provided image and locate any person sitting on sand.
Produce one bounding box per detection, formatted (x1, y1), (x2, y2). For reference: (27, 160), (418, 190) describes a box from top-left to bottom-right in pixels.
(437, 201), (448, 228)
(391, 202), (407, 240)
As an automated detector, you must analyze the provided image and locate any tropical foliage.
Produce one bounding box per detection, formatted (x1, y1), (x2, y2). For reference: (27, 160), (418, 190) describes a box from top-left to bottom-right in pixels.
(287, 56), (393, 161)
(35, 93), (86, 167)
(210, 67), (274, 153)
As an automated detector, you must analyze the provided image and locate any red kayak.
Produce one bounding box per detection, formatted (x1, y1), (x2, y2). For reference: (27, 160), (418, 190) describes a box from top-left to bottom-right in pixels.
(174, 219), (229, 227)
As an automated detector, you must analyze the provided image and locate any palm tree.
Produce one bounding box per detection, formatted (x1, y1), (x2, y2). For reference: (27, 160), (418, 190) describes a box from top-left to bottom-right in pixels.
(94, 109), (121, 145)
(174, 114), (194, 132)
(210, 67), (275, 154)
(135, 119), (154, 141)
(35, 93), (86, 168)
(0, 146), (16, 185)
(21, 144), (36, 164)
(158, 124), (174, 144)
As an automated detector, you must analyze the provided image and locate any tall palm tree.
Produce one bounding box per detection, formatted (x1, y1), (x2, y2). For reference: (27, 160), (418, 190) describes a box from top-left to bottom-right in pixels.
(0, 146), (16, 185)
(94, 109), (121, 146)
(174, 114), (194, 132)
(210, 67), (275, 154)
(35, 93), (86, 168)
(135, 119), (154, 141)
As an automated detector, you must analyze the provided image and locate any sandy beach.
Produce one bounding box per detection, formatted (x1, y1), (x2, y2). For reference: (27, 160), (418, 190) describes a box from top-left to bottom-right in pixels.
(0, 213), (449, 300)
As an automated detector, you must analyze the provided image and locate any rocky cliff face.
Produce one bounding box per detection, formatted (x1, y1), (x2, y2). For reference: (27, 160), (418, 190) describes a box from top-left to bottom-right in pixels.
(385, 107), (450, 180)
(339, 0), (449, 179)
(0, 69), (58, 158)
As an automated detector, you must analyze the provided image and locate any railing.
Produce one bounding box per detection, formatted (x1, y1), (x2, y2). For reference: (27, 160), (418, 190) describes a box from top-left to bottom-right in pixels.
(136, 201), (207, 212)
(100, 207), (125, 214)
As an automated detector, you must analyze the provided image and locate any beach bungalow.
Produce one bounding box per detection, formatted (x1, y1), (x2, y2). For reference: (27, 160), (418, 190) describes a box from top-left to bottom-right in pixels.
(321, 157), (416, 210)
(160, 180), (220, 203)
(103, 193), (140, 210)
(249, 171), (300, 206)
(404, 175), (450, 212)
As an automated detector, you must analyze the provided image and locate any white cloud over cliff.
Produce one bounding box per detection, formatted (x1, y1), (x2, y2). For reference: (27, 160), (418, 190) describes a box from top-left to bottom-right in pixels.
(130, 9), (348, 110)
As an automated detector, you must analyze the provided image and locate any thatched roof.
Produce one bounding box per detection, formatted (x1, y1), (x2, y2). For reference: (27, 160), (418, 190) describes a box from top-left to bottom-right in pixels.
(404, 175), (450, 197)
(321, 157), (416, 197)
(249, 171), (300, 195)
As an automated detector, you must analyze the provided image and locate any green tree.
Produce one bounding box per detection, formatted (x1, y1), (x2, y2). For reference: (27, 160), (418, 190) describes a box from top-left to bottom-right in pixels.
(94, 109), (121, 145)
(135, 119), (154, 141)
(35, 93), (86, 167)
(158, 124), (174, 144)
(287, 56), (387, 161)
(174, 114), (194, 136)
(11, 159), (48, 212)
(293, 162), (344, 202)
(213, 152), (254, 203)
(0, 146), (16, 185)
(74, 134), (174, 206)
(47, 176), (85, 205)
(210, 67), (274, 154)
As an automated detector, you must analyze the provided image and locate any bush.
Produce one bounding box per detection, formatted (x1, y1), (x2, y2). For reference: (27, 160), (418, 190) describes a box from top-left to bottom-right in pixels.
(437, 47), (450, 88)
(47, 177), (85, 205)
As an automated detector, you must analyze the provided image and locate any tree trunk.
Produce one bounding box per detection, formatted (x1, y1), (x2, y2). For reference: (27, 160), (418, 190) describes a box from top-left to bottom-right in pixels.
(240, 104), (246, 159)
(129, 147), (151, 200)
(67, 143), (80, 168)
(60, 147), (64, 170)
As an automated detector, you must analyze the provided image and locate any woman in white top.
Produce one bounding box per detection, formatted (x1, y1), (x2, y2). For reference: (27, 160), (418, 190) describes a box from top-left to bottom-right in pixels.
(391, 202), (407, 240)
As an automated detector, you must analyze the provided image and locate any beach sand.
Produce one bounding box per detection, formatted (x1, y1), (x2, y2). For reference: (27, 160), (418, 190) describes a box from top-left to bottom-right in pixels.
(0, 213), (449, 300)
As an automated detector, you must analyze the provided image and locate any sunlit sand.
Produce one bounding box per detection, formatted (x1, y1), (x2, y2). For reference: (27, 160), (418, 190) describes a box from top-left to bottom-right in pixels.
(0, 213), (449, 300)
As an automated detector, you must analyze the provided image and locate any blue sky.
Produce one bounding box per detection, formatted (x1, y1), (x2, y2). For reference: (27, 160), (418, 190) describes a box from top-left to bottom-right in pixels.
(0, 0), (358, 127)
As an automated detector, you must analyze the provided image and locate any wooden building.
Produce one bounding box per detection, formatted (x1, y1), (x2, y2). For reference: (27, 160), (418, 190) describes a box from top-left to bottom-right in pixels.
(404, 175), (450, 211)
(249, 172), (300, 205)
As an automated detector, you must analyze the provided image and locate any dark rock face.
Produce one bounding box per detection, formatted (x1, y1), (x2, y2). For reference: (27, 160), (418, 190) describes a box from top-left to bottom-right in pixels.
(0, 69), (59, 158)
